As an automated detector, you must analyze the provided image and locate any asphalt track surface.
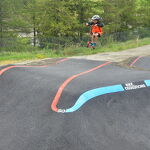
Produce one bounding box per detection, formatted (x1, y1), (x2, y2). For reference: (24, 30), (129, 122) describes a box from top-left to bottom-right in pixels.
(130, 56), (150, 71)
(0, 56), (150, 150)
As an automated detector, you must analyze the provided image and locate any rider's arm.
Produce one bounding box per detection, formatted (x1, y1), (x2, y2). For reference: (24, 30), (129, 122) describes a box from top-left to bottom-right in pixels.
(97, 22), (104, 27)
(86, 22), (93, 26)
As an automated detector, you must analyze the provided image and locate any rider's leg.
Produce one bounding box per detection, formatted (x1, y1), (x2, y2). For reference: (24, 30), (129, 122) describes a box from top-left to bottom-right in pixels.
(91, 34), (94, 43)
(90, 34), (95, 47)
(93, 33), (99, 47)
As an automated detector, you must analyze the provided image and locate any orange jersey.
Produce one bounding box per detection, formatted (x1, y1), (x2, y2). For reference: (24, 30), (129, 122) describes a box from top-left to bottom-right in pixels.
(91, 25), (103, 35)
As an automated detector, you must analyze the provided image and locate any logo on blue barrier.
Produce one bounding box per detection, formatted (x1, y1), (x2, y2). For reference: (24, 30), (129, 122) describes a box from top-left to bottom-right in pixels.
(122, 81), (147, 91)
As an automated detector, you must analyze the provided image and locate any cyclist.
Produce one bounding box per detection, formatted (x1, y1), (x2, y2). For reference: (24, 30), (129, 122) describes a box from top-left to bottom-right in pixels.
(86, 15), (104, 49)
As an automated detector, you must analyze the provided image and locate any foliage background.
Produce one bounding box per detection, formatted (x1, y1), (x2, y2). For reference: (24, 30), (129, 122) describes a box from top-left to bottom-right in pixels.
(0, 0), (150, 52)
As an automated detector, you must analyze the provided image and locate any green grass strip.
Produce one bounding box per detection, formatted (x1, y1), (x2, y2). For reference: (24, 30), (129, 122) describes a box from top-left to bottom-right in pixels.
(0, 37), (150, 65)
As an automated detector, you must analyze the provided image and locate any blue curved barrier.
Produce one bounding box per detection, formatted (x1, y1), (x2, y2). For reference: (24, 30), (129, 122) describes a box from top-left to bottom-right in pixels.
(66, 85), (124, 113)
(59, 80), (150, 113)
(145, 80), (150, 86)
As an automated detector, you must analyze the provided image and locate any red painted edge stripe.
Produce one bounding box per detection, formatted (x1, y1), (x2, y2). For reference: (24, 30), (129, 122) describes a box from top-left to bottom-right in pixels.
(130, 56), (142, 67)
(51, 61), (111, 112)
(0, 58), (69, 76)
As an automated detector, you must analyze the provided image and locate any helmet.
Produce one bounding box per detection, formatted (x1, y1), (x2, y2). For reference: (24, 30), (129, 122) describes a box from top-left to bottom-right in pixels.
(91, 15), (101, 20)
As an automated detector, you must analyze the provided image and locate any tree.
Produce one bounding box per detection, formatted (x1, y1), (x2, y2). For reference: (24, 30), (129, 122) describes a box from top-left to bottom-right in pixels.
(0, 0), (12, 47)
(137, 0), (150, 27)
(37, 0), (77, 38)
(102, 0), (137, 33)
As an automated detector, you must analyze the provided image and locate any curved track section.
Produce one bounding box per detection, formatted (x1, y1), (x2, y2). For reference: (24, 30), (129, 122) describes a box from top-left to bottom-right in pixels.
(56, 80), (150, 113)
(0, 58), (69, 76)
(51, 61), (111, 112)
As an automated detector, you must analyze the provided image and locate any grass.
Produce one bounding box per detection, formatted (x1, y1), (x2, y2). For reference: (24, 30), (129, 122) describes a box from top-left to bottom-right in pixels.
(0, 50), (62, 65)
(63, 37), (150, 56)
(0, 37), (150, 65)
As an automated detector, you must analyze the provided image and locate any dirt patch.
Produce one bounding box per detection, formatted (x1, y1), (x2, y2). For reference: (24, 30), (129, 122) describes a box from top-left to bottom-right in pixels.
(14, 58), (63, 66)
(71, 45), (150, 62)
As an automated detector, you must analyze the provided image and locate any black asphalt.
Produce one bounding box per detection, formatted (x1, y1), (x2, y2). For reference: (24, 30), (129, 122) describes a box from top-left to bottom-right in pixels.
(0, 58), (150, 150)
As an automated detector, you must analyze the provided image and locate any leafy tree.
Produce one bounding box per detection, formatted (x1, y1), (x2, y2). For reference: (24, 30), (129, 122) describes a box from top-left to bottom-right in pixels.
(22, 0), (40, 46)
(37, 0), (77, 37)
(137, 0), (150, 27)
(102, 0), (137, 33)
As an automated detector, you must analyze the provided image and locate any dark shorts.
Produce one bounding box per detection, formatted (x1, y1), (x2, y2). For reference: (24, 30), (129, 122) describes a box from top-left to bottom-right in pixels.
(91, 32), (101, 37)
